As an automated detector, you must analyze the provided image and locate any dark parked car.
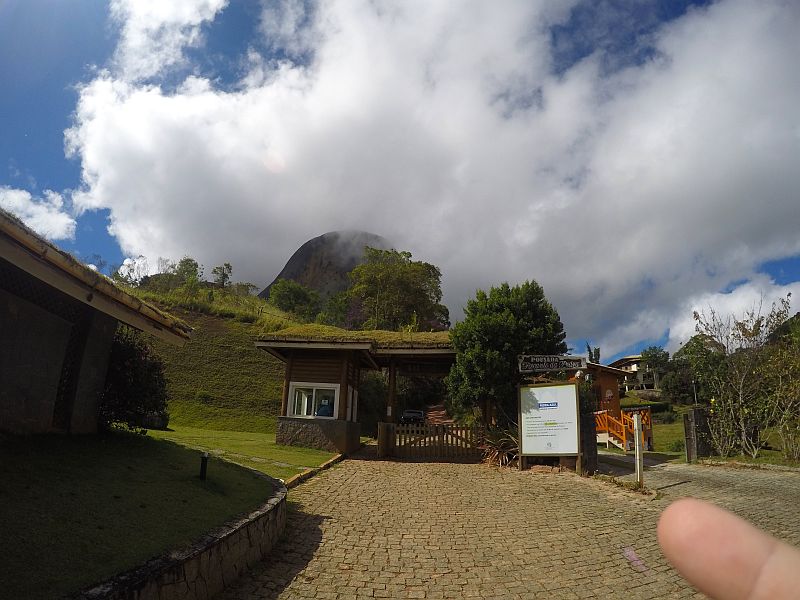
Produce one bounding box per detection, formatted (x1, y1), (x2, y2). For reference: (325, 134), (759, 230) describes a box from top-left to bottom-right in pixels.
(399, 409), (425, 425)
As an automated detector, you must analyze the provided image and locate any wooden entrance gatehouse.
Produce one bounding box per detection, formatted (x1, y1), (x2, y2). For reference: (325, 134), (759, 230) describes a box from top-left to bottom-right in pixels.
(255, 325), (455, 454)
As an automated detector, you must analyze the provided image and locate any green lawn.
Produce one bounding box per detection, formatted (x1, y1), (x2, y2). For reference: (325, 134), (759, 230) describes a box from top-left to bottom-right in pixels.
(0, 431), (271, 600)
(148, 426), (337, 481)
(652, 421), (685, 454)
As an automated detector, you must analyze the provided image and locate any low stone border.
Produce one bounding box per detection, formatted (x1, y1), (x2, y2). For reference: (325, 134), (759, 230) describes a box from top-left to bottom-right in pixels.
(699, 458), (800, 473)
(75, 472), (287, 600)
(284, 452), (345, 489)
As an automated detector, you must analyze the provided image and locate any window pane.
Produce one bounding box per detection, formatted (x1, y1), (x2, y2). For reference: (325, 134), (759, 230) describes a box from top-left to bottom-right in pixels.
(293, 388), (313, 416)
(314, 388), (336, 417)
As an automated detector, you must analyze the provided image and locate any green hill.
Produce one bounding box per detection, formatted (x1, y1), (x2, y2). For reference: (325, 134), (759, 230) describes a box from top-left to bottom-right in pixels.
(147, 309), (287, 432)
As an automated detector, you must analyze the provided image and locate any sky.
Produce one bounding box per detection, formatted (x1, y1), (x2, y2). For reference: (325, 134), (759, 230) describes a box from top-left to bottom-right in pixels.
(1, 0), (799, 363)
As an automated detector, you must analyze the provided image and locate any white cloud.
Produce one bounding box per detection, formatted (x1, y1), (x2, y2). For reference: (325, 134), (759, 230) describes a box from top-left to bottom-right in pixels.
(66, 0), (800, 355)
(0, 187), (76, 241)
(110, 0), (228, 80)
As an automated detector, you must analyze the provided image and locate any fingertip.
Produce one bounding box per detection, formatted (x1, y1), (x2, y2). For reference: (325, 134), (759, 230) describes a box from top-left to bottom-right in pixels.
(657, 497), (703, 551)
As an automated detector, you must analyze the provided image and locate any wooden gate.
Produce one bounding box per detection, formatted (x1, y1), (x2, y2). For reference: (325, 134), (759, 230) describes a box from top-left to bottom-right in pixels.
(378, 423), (483, 460)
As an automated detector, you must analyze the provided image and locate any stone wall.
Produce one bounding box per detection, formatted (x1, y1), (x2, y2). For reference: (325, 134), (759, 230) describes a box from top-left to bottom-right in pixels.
(277, 416), (361, 453)
(77, 476), (287, 600)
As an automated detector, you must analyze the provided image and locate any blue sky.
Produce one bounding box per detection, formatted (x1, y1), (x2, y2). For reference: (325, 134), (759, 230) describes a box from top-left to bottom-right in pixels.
(2, 0), (799, 363)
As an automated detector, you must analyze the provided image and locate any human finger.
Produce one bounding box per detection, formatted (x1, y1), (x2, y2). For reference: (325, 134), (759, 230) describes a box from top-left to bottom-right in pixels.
(657, 497), (800, 599)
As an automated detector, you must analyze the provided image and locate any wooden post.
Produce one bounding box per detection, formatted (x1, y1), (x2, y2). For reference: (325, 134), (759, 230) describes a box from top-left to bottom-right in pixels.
(377, 422), (393, 458)
(338, 352), (349, 420)
(387, 358), (397, 423)
(281, 353), (293, 417)
(634, 413), (644, 488)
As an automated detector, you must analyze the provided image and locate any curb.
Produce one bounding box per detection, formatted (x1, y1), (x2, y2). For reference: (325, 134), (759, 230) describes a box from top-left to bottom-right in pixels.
(698, 459), (800, 473)
(284, 452), (346, 489)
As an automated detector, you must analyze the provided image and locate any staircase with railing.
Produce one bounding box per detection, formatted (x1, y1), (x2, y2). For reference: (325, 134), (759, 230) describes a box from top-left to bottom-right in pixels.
(594, 408), (653, 452)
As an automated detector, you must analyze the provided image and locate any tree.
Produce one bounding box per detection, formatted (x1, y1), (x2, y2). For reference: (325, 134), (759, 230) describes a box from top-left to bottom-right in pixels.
(175, 256), (201, 282)
(445, 281), (567, 426)
(211, 262), (232, 287)
(661, 334), (724, 405)
(693, 295), (792, 458)
(99, 326), (169, 432)
(641, 345), (669, 389)
(761, 335), (800, 460)
(269, 278), (321, 321)
(348, 247), (449, 330)
(659, 363), (695, 405)
(315, 291), (365, 329)
(585, 342), (600, 363)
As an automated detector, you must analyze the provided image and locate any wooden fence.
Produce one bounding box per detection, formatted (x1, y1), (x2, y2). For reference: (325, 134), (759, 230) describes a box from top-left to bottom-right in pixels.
(378, 423), (483, 460)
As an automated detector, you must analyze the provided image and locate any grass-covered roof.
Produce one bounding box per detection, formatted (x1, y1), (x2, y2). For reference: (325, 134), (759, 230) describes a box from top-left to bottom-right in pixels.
(258, 324), (452, 349)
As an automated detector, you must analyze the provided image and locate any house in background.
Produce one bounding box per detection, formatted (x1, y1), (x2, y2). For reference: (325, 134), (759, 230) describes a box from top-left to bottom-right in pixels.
(585, 362), (628, 417)
(608, 355), (655, 391)
(0, 209), (191, 435)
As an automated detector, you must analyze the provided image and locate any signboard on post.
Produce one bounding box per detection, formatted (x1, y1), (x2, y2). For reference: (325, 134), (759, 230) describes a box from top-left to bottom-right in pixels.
(518, 382), (579, 456)
(518, 354), (586, 373)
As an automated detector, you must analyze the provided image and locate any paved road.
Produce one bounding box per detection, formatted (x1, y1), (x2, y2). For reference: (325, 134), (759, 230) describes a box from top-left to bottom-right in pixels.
(615, 459), (800, 547)
(221, 450), (800, 599)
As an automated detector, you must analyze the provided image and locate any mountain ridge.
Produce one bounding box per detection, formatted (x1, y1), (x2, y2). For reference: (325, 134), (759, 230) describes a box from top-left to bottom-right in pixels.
(259, 230), (391, 300)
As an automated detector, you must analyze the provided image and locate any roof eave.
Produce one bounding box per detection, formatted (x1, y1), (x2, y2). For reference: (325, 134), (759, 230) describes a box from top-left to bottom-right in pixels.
(0, 222), (190, 346)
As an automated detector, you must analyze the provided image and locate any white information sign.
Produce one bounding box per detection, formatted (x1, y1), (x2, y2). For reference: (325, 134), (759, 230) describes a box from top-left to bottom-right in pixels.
(519, 382), (579, 456)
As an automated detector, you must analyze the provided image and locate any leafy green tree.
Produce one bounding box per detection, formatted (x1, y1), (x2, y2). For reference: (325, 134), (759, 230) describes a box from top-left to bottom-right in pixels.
(348, 247), (449, 330)
(99, 326), (169, 433)
(693, 296), (792, 458)
(175, 256), (201, 282)
(641, 345), (669, 388)
(760, 335), (800, 460)
(211, 262), (232, 287)
(269, 278), (321, 320)
(660, 361), (695, 405)
(445, 281), (567, 425)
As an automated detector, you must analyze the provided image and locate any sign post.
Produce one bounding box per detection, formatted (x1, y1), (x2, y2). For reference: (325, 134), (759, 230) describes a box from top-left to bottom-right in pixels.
(516, 355), (587, 472)
(518, 382), (580, 469)
(634, 413), (644, 488)
(518, 355), (586, 374)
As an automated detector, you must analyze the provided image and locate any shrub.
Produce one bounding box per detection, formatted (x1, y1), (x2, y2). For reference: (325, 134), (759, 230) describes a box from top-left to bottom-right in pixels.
(667, 439), (686, 453)
(653, 410), (677, 424)
(195, 390), (214, 404)
(480, 426), (519, 467)
(99, 326), (169, 433)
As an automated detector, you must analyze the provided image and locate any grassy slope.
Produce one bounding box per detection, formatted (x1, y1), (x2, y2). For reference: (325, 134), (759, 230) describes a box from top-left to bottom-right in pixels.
(147, 308), (288, 432)
(0, 431), (269, 600)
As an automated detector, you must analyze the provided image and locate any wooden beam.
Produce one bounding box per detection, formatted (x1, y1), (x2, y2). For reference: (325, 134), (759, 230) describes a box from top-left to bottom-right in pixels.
(387, 358), (397, 423)
(281, 352), (293, 417)
(338, 352), (349, 420)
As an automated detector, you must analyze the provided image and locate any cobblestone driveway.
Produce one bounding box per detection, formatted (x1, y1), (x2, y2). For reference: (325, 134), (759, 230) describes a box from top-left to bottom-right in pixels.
(222, 450), (800, 599)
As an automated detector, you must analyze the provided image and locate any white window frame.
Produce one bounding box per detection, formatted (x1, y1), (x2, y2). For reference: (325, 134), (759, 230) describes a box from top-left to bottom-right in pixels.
(287, 382), (340, 419)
